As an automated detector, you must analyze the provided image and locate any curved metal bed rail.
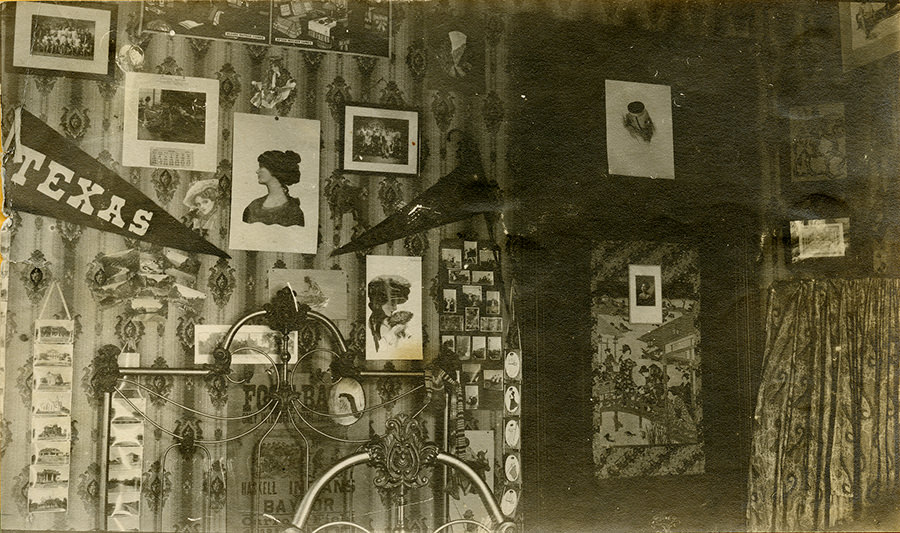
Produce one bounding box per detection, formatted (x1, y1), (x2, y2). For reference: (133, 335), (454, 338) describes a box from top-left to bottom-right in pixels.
(289, 451), (516, 533)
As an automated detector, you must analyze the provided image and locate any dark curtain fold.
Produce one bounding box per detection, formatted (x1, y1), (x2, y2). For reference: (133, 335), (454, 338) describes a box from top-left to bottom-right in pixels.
(748, 279), (900, 532)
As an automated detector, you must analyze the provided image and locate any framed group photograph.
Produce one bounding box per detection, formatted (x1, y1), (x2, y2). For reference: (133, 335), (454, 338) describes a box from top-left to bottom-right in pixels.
(342, 105), (420, 176)
(229, 113), (320, 255)
(123, 73), (220, 172)
(789, 218), (851, 262)
(840, 2), (900, 71)
(8, 1), (117, 80)
(605, 79), (675, 180)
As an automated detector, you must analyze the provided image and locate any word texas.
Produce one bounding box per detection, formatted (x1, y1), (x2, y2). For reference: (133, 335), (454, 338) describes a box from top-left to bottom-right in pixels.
(11, 145), (153, 236)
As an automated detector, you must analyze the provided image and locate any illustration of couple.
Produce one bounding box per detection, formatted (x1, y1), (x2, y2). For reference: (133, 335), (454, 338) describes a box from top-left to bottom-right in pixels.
(367, 275), (415, 353)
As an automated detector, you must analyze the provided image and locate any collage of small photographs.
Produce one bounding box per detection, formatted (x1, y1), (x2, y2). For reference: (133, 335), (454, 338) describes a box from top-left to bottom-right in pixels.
(106, 389), (146, 531)
(438, 239), (522, 517)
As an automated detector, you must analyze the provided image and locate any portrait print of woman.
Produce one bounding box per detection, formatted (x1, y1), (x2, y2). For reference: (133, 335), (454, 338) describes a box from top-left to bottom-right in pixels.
(182, 179), (220, 233)
(242, 150), (305, 227)
(229, 114), (319, 254)
(366, 255), (423, 360)
(367, 275), (413, 353)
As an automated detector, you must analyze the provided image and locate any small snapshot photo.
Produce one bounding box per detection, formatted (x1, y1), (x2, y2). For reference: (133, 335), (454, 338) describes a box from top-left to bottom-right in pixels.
(448, 269), (471, 284)
(32, 391), (71, 417)
(472, 271), (494, 286)
(479, 247), (499, 269)
(462, 363), (482, 384)
(461, 285), (483, 308)
(137, 88), (206, 144)
(230, 113), (320, 254)
(366, 255), (423, 360)
(605, 79), (675, 180)
(268, 269), (349, 321)
(440, 335), (456, 355)
(34, 320), (75, 345)
(439, 314), (464, 332)
(464, 307), (481, 331)
(33, 367), (72, 392)
(628, 264), (663, 324)
(28, 484), (68, 513)
(343, 106), (419, 175)
(485, 290), (501, 316)
(456, 335), (471, 360)
(441, 248), (462, 269)
(487, 336), (503, 360)
(481, 316), (503, 333)
(471, 336), (486, 360)
(123, 73), (219, 172)
(483, 369), (503, 390)
(33, 344), (73, 367)
(33, 440), (71, 465)
(30, 464), (69, 488)
(33, 416), (69, 442)
(464, 241), (479, 266)
(195, 325), (299, 365)
(442, 289), (458, 313)
(464, 384), (480, 410)
(790, 218), (850, 262)
(12, 1), (115, 78)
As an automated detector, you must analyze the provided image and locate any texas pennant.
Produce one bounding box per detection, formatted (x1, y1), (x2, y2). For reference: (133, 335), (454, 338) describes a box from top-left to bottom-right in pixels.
(3, 108), (229, 258)
(332, 141), (502, 256)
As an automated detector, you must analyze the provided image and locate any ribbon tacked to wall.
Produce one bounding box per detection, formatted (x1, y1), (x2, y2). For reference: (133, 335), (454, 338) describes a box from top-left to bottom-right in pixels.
(28, 282), (75, 514)
(3, 108), (229, 259)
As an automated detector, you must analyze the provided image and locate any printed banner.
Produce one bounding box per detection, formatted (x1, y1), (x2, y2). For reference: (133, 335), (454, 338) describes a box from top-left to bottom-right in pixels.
(4, 108), (229, 258)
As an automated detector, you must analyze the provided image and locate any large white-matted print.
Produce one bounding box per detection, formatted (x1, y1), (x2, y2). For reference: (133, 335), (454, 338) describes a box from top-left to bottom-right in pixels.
(605, 80), (674, 180)
(365, 255), (423, 361)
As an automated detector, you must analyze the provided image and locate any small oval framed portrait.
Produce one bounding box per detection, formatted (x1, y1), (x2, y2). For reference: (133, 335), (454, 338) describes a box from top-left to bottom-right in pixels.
(504, 419), (520, 448)
(500, 488), (519, 516)
(504, 350), (521, 380)
(328, 378), (365, 426)
(504, 385), (520, 414)
(504, 454), (520, 482)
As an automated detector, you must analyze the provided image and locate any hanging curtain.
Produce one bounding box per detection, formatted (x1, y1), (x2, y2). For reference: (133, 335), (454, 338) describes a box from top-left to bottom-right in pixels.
(748, 279), (900, 531)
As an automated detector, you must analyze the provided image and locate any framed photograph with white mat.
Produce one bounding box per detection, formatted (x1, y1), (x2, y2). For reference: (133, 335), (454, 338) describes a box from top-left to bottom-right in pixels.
(342, 105), (420, 176)
(628, 264), (663, 324)
(229, 113), (320, 255)
(123, 73), (219, 172)
(8, 1), (116, 81)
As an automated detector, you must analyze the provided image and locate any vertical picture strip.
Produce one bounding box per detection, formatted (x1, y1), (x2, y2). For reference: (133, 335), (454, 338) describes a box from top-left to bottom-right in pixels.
(107, 388), (145, 531)
(29, 283), (74, 514)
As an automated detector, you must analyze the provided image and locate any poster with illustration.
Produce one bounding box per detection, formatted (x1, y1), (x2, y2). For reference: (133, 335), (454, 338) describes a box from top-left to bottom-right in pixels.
(605, 79), (674, 180)
(365, 255), (423, 360)
(229, 113), (320, 254)
(448, 430), (495, 527)
(268, 269), (349, 320)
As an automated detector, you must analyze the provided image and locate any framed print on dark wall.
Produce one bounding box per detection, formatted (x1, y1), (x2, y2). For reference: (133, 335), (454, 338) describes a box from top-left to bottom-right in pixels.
(840, 1), (900, 71)
(342, 105), (420, 176)
(8, 1), (117, 81)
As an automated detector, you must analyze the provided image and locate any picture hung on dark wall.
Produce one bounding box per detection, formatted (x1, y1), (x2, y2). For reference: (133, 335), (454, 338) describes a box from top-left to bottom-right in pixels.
(840, 1), (900, 71)
(8, 1), (116, 80)
(427, 13), (486, 94)
(592, 241), (703, 478)
(342, 105), (419, 175)
(605, 79), (675, 180)
(789, 103), (847, 182)
(141, 0), (271, 44)
(123, 73), (220, 172)
(628, 264), (663, 324)
(366, 255), (423, 360)
(229, 113), (320, 254)
(789, 218), (850, 262)
(270, 0), (391, 57)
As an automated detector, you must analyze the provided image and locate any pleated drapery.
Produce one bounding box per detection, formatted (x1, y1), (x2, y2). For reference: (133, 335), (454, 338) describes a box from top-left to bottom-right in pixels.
(749, 279), (900, 531)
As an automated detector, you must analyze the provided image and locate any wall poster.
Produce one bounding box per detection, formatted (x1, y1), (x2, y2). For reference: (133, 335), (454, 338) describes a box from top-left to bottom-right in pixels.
(605, 79), (675, 180)
(365, 255), (423, 360)
(591, 241), (704, 478)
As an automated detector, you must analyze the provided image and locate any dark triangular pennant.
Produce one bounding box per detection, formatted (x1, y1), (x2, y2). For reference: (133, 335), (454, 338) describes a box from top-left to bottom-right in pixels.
(4, 108), (229, 258)
(332, 154), (501, 256)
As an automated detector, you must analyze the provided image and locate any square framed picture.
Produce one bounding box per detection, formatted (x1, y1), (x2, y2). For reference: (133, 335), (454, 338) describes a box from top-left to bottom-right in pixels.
(342, 105), (419, 175)
(8, 1), (116, 80)
(605, 80), (675, 180)
(628, 264), (663, 324)
(840, 2), (900, 71)
(123, 73), (220, 172)
(789, 218), (850, 262)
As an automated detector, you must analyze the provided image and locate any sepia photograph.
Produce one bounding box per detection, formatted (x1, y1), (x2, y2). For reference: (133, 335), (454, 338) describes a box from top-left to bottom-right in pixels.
(442, 288), (458, 313)
(194, 325), (299, 365)
(441, 247), (462, 269)
(487, 335), (503, 360)
(268, 268), (348, 320)
(471, 335), (486, 360)
(605, 79), (675, 179)
(790, 218), (851, 262)
(461, 285), (482, 308)
(628, 264), (663, 324)
(343, 105), (419, 175)
(439, 314), (464, 332)
(455, 335), (471, 361)
(136, 88), (207, 144)
(464, 306), (480, 331)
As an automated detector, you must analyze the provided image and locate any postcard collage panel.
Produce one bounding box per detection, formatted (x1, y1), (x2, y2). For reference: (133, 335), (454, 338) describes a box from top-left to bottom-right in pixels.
(107, 389), (146, 531)
(29, 317), (76, 514)
(439, 240), (504, 412)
